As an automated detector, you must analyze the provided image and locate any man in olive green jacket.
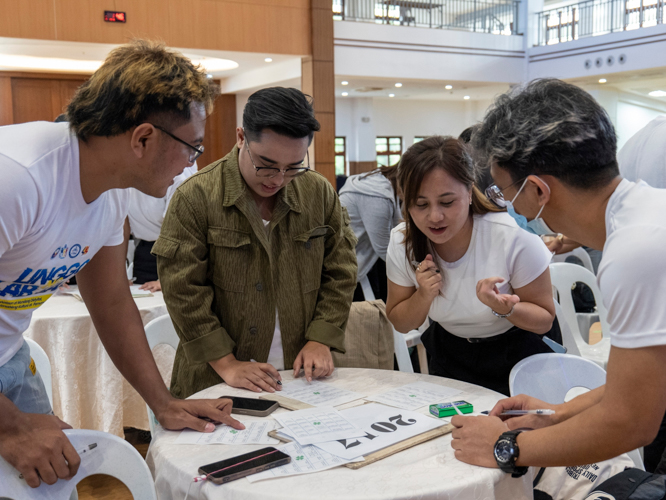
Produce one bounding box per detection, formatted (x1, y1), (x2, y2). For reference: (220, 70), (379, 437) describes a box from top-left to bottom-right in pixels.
(155, 88), (358, 399)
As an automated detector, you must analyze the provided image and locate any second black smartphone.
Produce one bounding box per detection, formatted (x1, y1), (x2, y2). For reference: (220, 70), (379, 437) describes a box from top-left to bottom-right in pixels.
(198, 447), (291, 484)
(220, 396), (279, 417)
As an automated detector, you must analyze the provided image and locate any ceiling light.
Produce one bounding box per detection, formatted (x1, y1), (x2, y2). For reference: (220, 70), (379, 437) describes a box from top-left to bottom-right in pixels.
(649, 90), (666, 97)
(186, 55), (238, 72)
(342, 92), (348, 96)
(395, 83), (402, 87)
(341, 81), (349, 85)
(464, 95), (470, 100)
(264, 57), (273, 63)
(445, 85), (453, 90)
(598, 78), (607, 83)
(389, 93), (395, 97)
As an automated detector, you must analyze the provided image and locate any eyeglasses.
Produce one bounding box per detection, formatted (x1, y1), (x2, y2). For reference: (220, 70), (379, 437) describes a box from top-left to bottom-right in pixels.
(485, 177), (527, 208)
(246, 142), (310, 178)
(149, 124), (204, 163)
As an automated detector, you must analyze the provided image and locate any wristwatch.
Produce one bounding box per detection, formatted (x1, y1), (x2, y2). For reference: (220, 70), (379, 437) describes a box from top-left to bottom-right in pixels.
(494, 430), (528, 477)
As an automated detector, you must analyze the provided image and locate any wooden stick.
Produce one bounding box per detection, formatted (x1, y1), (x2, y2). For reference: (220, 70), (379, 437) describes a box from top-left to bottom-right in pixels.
(259, 394), (313, 411)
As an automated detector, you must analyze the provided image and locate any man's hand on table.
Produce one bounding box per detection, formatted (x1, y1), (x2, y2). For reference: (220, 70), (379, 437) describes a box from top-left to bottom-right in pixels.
(139, 280), (161, 292)
(153, 396), (245, 432)
(450, 415), (508, 468)
(293, 341), (334, 382)
(210, 354), (282, 393)
(0, 413), (79, 488)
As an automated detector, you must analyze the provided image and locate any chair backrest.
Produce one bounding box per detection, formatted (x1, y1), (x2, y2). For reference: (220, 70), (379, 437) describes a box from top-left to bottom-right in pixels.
(0, 429), (157, 500)
(552, 247), (595, 274)
(143, 315), (179, 434)
(554, 301), (580, 357)
(144, 314), (179, 351)
(24, 338), (53, 406)
(549, 262), (610, 343)
(358, 276), (415, 373)
(509, 353), (606, 404)
(333, 300), (394, 370)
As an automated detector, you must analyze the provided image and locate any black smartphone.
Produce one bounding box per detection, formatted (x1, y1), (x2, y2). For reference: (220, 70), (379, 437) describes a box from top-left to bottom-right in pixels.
(220, 396), (279, 417)
(198, 446), (291, 484)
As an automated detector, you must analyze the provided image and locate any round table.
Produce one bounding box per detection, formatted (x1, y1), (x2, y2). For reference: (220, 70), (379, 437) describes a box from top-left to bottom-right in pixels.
(146, 368), (532, 500)
(23, 290), (173, 437)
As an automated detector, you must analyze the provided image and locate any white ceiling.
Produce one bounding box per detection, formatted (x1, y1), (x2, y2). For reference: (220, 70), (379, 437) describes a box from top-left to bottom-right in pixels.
(569, 67), (666, 102)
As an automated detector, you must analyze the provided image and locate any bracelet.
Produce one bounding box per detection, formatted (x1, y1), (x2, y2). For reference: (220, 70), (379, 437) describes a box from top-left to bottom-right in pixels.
(491, 305), (515, 318)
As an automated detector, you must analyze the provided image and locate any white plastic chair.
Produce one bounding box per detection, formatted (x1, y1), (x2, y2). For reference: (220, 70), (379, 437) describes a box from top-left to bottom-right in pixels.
(143, 314), (180, 434)
(24, 338), (53, 406)
(554, 301), (580, 357)
(358, 276), (428, 374)
(509, 353), (644, 470)
(549, 263), (610, 369)
(0, 429), (157, 499)
(552, 246), (595, 274)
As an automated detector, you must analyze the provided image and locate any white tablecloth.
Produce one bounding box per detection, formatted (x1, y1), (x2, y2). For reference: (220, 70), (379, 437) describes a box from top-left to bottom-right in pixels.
(23, 291), (174, 437)
(147, 368), (532, 500)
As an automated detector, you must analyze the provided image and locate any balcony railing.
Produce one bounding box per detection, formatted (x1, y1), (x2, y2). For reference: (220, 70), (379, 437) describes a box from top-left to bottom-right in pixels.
(333, 0), (521, 35)
(536, 0), (665, 45)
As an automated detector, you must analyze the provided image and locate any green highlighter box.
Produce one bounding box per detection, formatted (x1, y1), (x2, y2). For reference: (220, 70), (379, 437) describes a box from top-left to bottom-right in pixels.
(429, 401), (474, 418)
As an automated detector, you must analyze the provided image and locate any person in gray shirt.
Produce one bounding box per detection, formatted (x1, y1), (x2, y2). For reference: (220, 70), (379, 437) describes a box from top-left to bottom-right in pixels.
(340, 165), (401, 302)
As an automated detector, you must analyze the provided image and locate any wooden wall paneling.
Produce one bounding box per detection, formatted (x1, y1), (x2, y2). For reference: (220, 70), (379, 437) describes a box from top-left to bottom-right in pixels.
(11, 78), (58, 124)
(58, 79), (86, 118)
(0, 77), (13, 127)
(0, 0), (56, 40)
(198, 93), (237, 169)
(349, 161), (377, 175)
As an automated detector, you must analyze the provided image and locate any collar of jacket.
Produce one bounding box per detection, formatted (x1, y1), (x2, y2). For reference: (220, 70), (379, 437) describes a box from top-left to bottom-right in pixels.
(221, 145), (303, 214)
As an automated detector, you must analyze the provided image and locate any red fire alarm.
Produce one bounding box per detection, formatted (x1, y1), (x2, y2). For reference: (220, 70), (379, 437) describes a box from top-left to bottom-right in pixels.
(104, 11), (126, 23)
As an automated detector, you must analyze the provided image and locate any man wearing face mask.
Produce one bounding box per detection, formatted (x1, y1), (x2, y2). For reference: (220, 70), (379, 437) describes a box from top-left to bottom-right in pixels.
(155, 87), (358, 399)
(450, 79), (666, 479)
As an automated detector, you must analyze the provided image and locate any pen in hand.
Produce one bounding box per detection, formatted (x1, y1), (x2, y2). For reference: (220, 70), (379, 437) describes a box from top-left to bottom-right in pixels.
(500, 409), (555, 416)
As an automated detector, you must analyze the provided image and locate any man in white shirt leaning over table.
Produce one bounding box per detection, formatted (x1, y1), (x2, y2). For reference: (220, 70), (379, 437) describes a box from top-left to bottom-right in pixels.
(0, 39), (242, 489)
(450, 78), (666, 477)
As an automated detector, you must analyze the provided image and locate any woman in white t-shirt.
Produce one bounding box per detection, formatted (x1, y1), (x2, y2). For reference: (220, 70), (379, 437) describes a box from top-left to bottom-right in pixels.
(386, 136), (560, 395)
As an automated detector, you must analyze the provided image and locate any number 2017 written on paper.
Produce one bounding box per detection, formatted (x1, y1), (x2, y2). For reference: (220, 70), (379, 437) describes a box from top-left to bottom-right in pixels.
(336, 414), (416, 450)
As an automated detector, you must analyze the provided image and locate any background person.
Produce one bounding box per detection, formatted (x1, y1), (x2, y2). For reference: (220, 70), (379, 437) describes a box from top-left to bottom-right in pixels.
(385, 136), (560, 396)
(155, 87), (357, 399)
(339, 164), (401, 302)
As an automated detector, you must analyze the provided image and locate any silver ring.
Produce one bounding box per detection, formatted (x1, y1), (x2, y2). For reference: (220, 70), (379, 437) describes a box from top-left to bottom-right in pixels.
(417, 265), (421, 272)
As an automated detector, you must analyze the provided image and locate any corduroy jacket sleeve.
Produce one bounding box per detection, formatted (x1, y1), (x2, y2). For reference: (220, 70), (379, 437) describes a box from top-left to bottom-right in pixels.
(305, 180), (358, 352)
(153, 189), (236, 364)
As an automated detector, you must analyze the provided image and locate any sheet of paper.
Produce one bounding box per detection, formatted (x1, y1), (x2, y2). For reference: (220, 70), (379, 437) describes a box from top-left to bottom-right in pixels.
(365, 381), (462, 410)
(246, 441), (355, 482)
(278, 379), (364, 407)
(173, 421), (279, 445)
(314, 403), (446, 460)
(272, 406), (364, 445)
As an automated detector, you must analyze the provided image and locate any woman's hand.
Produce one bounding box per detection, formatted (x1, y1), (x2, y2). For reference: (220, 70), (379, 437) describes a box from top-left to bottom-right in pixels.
(415, 254), (442, 303)
(476, 276), (520, 315)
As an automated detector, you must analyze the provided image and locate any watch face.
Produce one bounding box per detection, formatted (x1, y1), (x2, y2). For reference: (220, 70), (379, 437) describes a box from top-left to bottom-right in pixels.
(494, 438), (514, 464)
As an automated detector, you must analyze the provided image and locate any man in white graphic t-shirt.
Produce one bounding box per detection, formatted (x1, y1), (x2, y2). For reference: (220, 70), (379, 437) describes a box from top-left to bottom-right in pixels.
(0, 40), (242, 488)
(449, 79), (666, 478)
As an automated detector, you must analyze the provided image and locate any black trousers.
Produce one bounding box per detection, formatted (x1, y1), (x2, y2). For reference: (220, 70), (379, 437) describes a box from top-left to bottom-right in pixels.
(133, 240), (158, 284)
(353, 258), (388, 303)
(421, 319), (563, 396)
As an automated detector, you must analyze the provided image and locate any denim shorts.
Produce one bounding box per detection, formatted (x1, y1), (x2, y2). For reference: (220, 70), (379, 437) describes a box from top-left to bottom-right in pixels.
(0, 340), (53, 414)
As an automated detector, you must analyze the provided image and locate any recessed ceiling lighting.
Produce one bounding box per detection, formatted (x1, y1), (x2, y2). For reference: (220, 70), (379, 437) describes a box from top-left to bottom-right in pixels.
(341, 81), (349, 85)
(599, 78), (607, 83)
(389, 93), (395, 97)
(341, 92), (348, 96)
(264, 57), (273, 63)
(395, 83), (402, 88)
(445, 85), (453, 90)
(464, 95), (470, 100)
(649, 90), (666, 97)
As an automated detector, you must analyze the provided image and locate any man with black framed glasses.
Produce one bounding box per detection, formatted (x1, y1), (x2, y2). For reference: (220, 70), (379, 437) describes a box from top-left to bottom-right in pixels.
(155, 87), (357, 399)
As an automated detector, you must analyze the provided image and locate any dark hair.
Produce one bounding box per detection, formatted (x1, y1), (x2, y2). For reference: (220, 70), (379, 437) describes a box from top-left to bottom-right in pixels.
(399, 136), (500, 273)
(243, 87), (320, 143)
(67, 39), (218, 141)
(459, 125), (493, 191)
(472, 78), (619, 189)
(458, 126), (474, 144)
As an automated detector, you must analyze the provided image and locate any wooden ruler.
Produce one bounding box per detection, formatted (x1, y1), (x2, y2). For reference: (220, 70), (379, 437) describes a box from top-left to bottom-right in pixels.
(267, 423), (454, 470)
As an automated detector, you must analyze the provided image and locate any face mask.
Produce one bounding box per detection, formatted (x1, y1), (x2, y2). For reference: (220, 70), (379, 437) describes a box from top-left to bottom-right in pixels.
(505, 177), (556, 236)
